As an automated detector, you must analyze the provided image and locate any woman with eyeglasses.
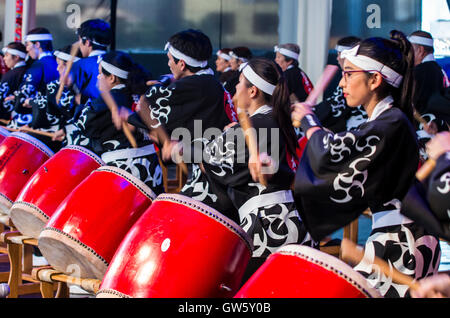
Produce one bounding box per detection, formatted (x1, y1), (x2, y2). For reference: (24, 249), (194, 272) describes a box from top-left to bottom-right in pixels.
(290, 30), (441, 298)
(314, 36), (369, 133)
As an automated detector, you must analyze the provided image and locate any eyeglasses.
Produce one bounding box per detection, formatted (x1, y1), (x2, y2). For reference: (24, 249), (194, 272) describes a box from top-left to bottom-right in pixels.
(341, 70), (382, 81)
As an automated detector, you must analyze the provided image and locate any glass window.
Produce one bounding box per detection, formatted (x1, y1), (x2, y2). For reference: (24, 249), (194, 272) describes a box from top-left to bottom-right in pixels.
(329, 0), (422, 49)
(35, 0), (111, 49)
(115, 0), (279, 52)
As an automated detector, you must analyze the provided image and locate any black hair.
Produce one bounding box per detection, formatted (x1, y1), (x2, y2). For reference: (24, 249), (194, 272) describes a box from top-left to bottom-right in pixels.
(217, 48), (232, 57)
(277, 43), (300, 67)
(231, 46), (253, 60)
(356, 30), (415, 123)
(101, 51), (152, 95)
(168, 29), (212, 73)
(77, 19), (112, 50)
(243, 57), (298, 160)
(27, 27), (53, 52)
(337, 36), (361, 48)
(6, 42), (27, 60)
(410, 30), (434, 54)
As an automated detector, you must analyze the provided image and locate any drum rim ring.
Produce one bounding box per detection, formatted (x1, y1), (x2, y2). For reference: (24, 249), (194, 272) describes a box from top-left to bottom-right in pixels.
(8, 132), (54, 158)
(275, 245), (381, 298)
(61, 145), (106, 166)
(41, 226), (109, 268)
(12, 201), (49, 222)
(95, 166), (157, 201)
(96, 288), (131, 298)
(0, 192), (13, 213)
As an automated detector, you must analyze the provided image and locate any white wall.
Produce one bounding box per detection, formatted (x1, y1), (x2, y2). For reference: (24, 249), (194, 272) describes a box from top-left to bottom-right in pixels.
(278, 0), (333, 91)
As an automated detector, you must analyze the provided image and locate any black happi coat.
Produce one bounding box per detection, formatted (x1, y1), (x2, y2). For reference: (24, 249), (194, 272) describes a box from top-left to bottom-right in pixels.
(75, 86), (164, 195)
(182, 106), (314, 258)
(144, 72), (237, 138)
(0, 64), (27, 120)
(29, 79), (76, 131)
(401, 152), (450, 241)
(285, 65), (314, 103)
(314, 86), (368, 133)
(294, 102), (419, 242)
(11, 55), (58, 127)
(76, 86), (137, 154)
(220, 70), (240, 97)
(414, 61), (450, 131)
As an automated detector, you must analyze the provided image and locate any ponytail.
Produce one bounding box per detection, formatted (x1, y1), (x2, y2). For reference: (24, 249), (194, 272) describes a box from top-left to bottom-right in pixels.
(271, 75), (298, 160)
(389, 30), (415, 123)
(244, 58), (298, 160)
(101, 51), (153, 96)
(125, 63), (152, 95)
(357, 30), (415, 123)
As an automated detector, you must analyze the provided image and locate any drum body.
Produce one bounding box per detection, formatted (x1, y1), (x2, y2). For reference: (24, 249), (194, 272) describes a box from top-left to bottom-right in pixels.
(0, 132), (53, 214)
(97, 194), (253, 298)
(38, 166), (156, 280)
(10, 146), (105, 238)
(234, 245), (381, 298)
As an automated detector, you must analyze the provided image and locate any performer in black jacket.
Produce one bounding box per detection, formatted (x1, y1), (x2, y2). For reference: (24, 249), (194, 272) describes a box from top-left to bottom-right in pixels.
(291, 31), (441, 298)
(0, 42), (27, 121)
(409, 30), (450, 159)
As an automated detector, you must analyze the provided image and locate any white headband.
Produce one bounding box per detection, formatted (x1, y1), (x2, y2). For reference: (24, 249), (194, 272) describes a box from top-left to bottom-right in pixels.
(335, 45), (353, 53)
(54, 51), (80, 63)
(217, 50), (231, 61)
(229, 51), (249, 63)
(341, 45), (404, 88)
(165, 42), (208, 68)
(25, 34), (53, 42)
(100, 60), (129, 79)
(274, 46), (299, 60)
(408, 35), (434, 47)
(241, 63), (276, 96)
(2, 47), (26, 59)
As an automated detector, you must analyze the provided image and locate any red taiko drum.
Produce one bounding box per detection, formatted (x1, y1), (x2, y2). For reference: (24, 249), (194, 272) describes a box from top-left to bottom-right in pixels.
(96, 193), (253, 298)
(10, 146), (105, 238)
(38, 166), (156, 280)
(234, 245), (381, 298)
(0, 132), (53, 214)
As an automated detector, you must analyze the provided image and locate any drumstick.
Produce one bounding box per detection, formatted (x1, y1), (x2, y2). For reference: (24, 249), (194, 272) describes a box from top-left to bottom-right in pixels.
(122, 122), (138, 148)
(341, 238), (420, 292)
(56, 42), (80, 104)
(100, 89), (139, 149)
(136, 96), (188, 175)
(155, 125), (188, 176)
(292, 65), (339, 128)
(3, 126), (55, 139)
(416, 159), (436, 182)
(237, 109), (267, 187)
